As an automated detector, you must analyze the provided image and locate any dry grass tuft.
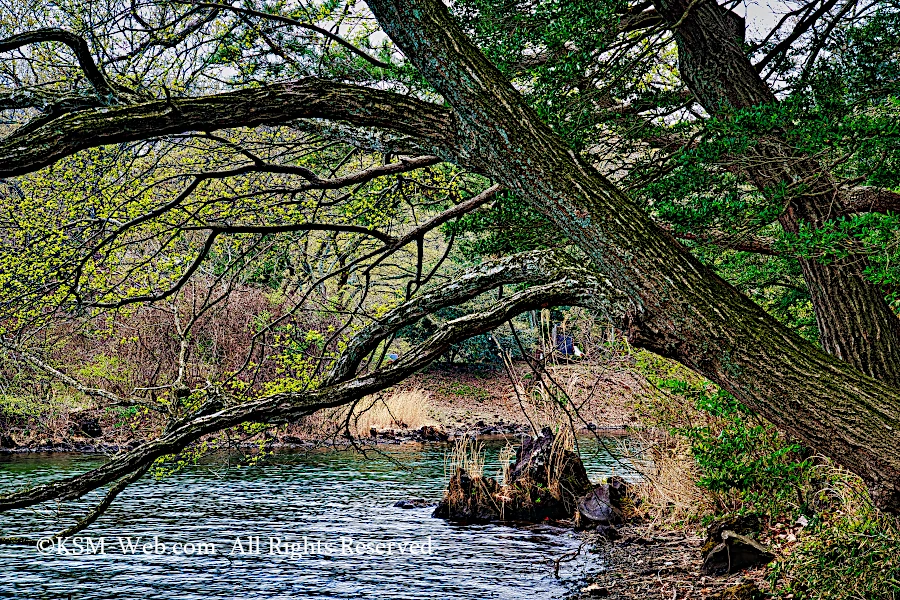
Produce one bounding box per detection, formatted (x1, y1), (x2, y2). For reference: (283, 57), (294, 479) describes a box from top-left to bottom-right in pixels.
(343, 388), (432, 435)
(442, 435), (500, 516)
(496, 441), (517, 486)
(622, 430), (713, 525)
(546, 424), (578, 505)
(447, 435), (486, 479)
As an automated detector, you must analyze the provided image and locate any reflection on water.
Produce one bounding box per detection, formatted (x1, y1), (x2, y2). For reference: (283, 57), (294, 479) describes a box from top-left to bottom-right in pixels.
(0, 439), (636, 599)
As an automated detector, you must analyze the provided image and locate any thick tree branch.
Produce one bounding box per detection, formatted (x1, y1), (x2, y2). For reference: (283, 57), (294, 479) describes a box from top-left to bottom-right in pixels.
(844, 187), (900, 215)
(332, 248), (623, 383)
(665, 227), (779, 255)
(0, 79), (456, 178)
(619, 9), (665, 33)
(0, 86), (104, 112)
(291, 120), (432, 156)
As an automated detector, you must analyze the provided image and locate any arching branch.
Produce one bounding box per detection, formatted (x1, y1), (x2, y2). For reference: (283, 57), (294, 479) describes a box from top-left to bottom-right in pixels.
(72, 181), (496, 312)
(0, 28), (120, 101)
(330, 248), (622, 383)
(0, 79), (456, 177)
(0, 267), (623, 514)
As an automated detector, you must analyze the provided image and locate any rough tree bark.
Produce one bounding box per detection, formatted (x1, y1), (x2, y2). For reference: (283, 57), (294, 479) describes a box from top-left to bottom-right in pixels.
(363, 0), (900, 510)
(0, 79), (454, 177)
(651, 0), (900, 387)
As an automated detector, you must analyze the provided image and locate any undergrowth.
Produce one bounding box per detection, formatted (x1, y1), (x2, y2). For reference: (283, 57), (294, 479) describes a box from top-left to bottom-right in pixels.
(632, 350), (900, 599)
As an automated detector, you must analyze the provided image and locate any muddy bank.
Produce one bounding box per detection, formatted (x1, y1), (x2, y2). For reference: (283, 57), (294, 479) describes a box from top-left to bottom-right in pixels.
(567, 524), (769, 600)
(0, 361), (640, 453)
(0, 420), (631, 454)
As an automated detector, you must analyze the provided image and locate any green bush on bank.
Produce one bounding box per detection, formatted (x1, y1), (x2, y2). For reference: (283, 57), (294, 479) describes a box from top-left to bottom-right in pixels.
(634, 350), (900, 599)
(771, 479), (900, 599)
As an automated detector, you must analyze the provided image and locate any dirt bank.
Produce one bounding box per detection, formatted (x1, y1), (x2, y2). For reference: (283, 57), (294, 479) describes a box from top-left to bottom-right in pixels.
(0, 361), (646, 453)
(569, 524), (769, 600)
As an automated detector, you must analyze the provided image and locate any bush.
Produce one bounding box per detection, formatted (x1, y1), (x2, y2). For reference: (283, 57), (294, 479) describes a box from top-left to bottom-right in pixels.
(674, 387), (813, 518)
(634, 351), (814, 518)
(631, 349), (900, 598)
(769, 469), (900, 599)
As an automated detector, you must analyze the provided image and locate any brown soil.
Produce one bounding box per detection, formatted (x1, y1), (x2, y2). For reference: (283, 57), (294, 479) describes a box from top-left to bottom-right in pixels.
(407, 361), (644, 433)
(570, 524), (769, 600)
(0, 360), (647, 452)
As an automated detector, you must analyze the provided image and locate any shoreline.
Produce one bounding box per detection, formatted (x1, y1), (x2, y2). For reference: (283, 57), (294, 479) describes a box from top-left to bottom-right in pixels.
(0, 362), (643, 454)
(0, 423), (634, 455)
(566, 525), (768, 600)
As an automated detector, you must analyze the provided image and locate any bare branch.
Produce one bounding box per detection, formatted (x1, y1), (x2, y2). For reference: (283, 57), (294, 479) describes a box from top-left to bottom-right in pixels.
(0, 339), (123, 404)
(0, 339), (163, 411)
(0, 28), (120, 101)
(0, 464), (150, 546)
(755, 0), (843, 73)
(272, 155), (442, 190)
(368, 184), (501, 262)
(87, 231), (219, 309)
(199, 223), (396, 243)
(181, 1), (393, 69)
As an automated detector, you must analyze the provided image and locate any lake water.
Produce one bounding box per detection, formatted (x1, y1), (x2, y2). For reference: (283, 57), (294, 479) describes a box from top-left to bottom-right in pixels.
(0, 439), (636, 599)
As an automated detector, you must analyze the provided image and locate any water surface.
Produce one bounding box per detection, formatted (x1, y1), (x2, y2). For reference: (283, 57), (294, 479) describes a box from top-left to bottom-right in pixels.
(0, 439), (635, 599)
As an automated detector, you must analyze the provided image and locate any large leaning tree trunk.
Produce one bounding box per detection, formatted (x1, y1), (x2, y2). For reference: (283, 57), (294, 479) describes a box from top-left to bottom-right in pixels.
(363, 0), (900, 510)
(652, 0), (900, 388)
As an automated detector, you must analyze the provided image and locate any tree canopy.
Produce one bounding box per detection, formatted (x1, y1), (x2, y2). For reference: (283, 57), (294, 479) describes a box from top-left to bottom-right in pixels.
(1, 0), (899, 532)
